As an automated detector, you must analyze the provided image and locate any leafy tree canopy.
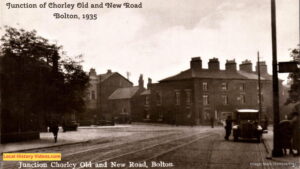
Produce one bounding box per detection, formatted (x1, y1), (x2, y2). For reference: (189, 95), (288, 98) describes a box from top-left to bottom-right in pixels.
(0, 26), (89, 127)
(287, 45), (300, 104)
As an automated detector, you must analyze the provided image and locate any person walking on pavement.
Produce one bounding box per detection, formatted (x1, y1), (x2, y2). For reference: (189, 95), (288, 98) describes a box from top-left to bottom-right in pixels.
(224, 116), (232, 140)
(49, 121), (59, 143)
(210, 116), (214, 128)
(291, 112), (300, 156)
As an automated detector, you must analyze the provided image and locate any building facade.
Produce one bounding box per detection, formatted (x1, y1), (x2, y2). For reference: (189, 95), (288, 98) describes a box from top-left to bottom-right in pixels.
(144, 57), (284, 125)
(108, 75), (146, 123)
(81, 69), (132, 125)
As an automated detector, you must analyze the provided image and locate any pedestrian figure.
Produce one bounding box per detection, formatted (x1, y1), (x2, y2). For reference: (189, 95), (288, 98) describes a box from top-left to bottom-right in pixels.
(49, 121), (59, 143)
(224, 116), (232, 140)
(210, 116), (214, 128)
(278, 120), (292, 155)
(263, 115), (269, 130)
(291, 112), (300, 156)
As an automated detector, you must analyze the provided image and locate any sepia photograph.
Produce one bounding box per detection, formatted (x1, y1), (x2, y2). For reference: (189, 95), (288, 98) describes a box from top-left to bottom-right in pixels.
(0, 0), (299, 168)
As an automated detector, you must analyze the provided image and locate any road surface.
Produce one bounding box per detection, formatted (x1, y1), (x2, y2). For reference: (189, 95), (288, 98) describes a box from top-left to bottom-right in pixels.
(1, 125), (298, 169)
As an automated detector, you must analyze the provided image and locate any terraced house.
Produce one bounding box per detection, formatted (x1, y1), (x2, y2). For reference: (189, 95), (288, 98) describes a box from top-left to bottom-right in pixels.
(144, 57), (285, 125)
(82, 69), (133, 125)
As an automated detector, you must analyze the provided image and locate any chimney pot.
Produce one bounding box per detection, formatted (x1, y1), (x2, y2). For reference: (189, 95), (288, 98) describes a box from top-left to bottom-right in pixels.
(240, 60), (253, 72)
(107, 69), (112, 74)
(256, 61), (268, 75)
(89, 68), (97, 76)
(208, 58), (220, 71)
(190, 57), (202, 70)
(225, 59), (237, 72)
(139, 74), (144, 88)
(147, 78), (152, 89)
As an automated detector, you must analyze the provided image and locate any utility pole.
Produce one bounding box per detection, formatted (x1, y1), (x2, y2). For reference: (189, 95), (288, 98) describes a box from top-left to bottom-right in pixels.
(257, 51), (262, 124)
(271, 0), (283, 157)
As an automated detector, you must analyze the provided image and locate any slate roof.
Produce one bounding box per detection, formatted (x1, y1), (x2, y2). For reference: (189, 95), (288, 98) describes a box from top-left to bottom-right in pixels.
(160, 69), (272, 82)
(140, 89), (151, 95)
(108, 86), (140, 100)
(97, 72), (133, 84)
(98, 73), (115, 82)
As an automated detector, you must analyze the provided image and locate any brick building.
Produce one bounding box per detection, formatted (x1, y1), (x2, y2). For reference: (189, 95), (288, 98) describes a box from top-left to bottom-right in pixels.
(82, 69), (132, 125)
(143, 57), (284, 125)
(108, 75), (146, 123)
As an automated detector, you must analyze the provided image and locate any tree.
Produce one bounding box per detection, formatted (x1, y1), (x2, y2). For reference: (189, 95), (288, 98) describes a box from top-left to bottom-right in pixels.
(0, 26), (89, 133)
(287, 45), (300, 104)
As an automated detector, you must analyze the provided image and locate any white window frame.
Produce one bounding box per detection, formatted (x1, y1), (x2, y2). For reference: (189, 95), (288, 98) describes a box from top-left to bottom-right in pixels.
(222, 95), (228, 105)
(145, 95), (150, 105)
(185, 89), (192, 105)
(203, 95), (209, 105)
(240, 83), (245, 91)
(221, 82), (228, 91)
(240, 95), (246, 104)
(203, 82), (208, 91)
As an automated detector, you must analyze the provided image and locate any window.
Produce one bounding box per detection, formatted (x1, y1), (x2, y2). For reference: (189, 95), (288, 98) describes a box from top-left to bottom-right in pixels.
(175, 91), (180, 105)
(185, 90), (191, 105)
(221, 82), (228, 90)
(240, 83), (245, 91)
(91, 91), (96, 100)
(222, 95), (228, 105)
(145, 96), (150, 105)
(203, 95), (209, 105)
(203, 82), (208, 91)
(240, 95), (246, 104)
(156, 93), (162, 106)
(257, 94), (264, 103)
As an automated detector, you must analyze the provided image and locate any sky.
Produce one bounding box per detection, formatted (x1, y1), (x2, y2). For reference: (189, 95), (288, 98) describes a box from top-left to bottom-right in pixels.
(1, 0), (299, 85)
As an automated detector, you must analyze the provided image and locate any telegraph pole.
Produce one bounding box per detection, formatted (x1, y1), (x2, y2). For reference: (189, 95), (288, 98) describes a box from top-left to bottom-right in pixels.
(257, 51), (262, 124)
(271, 0), (283, 157)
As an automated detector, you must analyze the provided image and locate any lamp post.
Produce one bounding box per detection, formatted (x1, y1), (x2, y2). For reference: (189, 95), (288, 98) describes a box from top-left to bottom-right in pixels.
(257, 51), (262, 124)
(271, 0), (283, 157)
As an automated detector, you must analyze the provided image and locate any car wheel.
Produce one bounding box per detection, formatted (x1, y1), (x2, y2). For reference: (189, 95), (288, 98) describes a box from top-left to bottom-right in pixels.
(233, 130), (238, 142)
(257, 136), (261, 143)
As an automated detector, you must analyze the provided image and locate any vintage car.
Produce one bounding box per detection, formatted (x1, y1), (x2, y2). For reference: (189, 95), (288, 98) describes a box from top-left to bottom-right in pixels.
(232, 109), (263, 142)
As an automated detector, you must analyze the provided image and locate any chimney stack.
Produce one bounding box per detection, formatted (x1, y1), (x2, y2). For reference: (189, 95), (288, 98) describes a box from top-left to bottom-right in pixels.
(190, 57), (202, 70)
(107, 69), (112, 74)
(256, 61), (268, 75)
(225, 59), (237, 72)
(208, 58), (220, 71)
(240, 60), (253, 72)
(138, 74), (144, 89)
(89, 68), (97, 77)
(147, 78), (152, 89)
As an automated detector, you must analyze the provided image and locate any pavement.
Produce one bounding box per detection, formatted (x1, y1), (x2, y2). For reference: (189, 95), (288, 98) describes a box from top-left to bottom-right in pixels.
(0, 124), (209, 153)
(0, 125), (132, 153)
(1, 124), (298, 169)
(262, 127), (300, 166)
(1, 125), (299, 169)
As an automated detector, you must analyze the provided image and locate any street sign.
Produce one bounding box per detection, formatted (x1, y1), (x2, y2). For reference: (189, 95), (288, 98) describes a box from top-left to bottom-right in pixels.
(278, 61), (299, 73)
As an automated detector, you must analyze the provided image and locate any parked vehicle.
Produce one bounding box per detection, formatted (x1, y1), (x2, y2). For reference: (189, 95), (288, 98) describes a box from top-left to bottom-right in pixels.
(232, 109), (263, 142)
(115, 114), (131, 124)
(96, 119), (115, 126)
(62, 121), (79, 132)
